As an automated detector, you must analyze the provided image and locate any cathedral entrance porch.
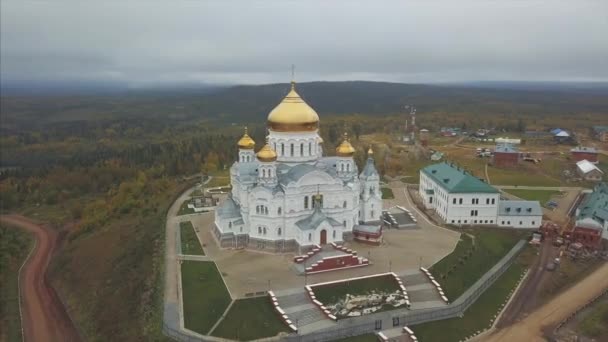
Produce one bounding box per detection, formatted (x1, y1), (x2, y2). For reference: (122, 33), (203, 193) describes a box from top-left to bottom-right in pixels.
(320, 229), (327, 245)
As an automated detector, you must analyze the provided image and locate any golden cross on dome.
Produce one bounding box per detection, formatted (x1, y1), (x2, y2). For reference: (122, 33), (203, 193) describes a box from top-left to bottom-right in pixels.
(291, 64), (296, 89)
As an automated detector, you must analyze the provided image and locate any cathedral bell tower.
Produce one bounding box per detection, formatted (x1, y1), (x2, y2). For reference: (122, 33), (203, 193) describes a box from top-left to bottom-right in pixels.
(359, 147), (382, 222)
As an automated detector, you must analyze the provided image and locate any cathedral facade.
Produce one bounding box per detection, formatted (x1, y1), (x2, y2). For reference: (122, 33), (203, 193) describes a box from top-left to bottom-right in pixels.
(213, 82), (382, 253)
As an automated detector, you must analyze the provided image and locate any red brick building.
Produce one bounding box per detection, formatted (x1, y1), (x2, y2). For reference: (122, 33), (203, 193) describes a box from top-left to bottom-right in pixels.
(571, 146), (598, 163)
(492, 143), (520, 168)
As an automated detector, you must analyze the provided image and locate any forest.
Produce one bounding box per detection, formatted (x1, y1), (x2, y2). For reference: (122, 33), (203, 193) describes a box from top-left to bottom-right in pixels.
(1, 81), (607, 341)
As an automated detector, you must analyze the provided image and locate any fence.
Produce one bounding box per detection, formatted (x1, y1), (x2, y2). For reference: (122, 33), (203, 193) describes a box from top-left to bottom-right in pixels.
(164, 239), (527, 342)
(282, 239), (527, 342)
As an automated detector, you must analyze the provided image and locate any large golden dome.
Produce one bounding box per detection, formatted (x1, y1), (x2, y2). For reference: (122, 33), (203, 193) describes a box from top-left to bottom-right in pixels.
(336, 132), (356, 157)
(256, 137), (277, 162)
(237, 127), (255, 149)
(267, 82), (319, 132)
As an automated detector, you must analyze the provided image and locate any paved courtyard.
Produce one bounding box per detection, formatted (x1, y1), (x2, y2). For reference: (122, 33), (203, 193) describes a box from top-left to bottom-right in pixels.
(189, 183), (460, 298)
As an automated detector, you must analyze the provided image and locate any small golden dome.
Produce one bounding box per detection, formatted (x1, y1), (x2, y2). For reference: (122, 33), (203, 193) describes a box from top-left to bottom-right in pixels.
(336, 132), (356, 157)
(317, 136), (324, 144)
(267, 82), (319, 132)
(237, 127), (255, 149)
(256, 137), (277, 162)
(367, 146), (374, 155)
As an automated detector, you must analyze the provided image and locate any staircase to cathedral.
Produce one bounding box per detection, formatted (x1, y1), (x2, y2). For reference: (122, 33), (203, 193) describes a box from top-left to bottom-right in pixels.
(272, 288), (336, 333)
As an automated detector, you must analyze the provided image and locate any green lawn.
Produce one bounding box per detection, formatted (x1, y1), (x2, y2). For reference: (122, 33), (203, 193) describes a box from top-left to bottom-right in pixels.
(0, 227), (33, 342)
(181, 261), (231, 335)
(429, 229), (525, 299)
(381, 187), (394, 199)
(488, 167), (561, 187)
(413, 260), (527, 341)
(211, 296), (290, 340)
(177, 199), (195, 215)
(504, 189), (561, 205)
(180, 221), (204, 255)
(578, 301), (608, 338)
(312, 275), (400, 305)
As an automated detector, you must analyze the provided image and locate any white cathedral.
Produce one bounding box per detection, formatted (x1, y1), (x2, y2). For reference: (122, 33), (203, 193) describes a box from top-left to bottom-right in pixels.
(212, 82), (382, 253)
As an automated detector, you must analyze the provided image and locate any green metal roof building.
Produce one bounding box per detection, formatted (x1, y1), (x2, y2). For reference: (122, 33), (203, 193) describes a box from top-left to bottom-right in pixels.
(420, 162), (498, 194)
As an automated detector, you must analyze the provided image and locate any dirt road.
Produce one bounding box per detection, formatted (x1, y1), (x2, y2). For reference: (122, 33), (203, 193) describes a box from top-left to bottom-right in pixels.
(485, 261), (608, 342)
(495, 239), (558, 328)
(1, 215), (81, 342)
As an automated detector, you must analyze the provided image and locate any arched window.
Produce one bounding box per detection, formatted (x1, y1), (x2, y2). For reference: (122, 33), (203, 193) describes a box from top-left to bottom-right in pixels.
(258, 226), (262, 234)
(309, 142), (312, 155)
(273, 142), (276, 151)
(277, 227), (282, 236)
(281, 143), (285, 156)
(347, 164), (350, 171)
(263, 227), (267, 235)
(240, 227), (243, 232)
(304, 196), (309, 209)
(228, 222), (232, 228)
(343, 220), (346, 227)
(341, 164), (344, 172)
(262, 169), (266, 177)
(277, 207), (282, 215)
(333, 230), (336, 238)
(308, 233), (312, 241)
(300, 143), (304, 156)
(371, 210), (374, 218)
(290, 143), (294, 156)
(264, 206), (268, 215)
(256, 206), (260, 214)
(343, 201), (347, 208)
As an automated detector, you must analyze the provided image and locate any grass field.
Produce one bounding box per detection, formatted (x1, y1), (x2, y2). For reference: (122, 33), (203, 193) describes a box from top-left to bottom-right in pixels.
(0, 227), (33, 342)
(413, 259), (527, 341)
(488, 166), (561, 187)
(381, 187), (394, 199)
(180, 221), (204, 255)
(504, 189), (561, 204)
(181, 261), (232, 335)
(429, 229), (525, 299)
(211, 296), (289, 340)
(177, 199), (195, 216)
(578, 301), (608, 338)
(312, 275), (400, 305)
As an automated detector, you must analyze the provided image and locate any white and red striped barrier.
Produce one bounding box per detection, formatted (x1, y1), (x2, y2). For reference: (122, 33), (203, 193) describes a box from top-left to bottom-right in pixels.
(268, 291), (298, 332)
(420, 267), (449, 304)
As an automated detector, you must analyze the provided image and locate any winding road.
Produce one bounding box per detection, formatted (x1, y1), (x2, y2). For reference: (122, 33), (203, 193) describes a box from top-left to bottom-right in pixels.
(1, 215), (80, 342)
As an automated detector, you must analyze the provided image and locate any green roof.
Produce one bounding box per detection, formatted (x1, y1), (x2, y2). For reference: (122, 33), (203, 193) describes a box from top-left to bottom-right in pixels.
(577, 182), (608, 224)
(421, 162), (498, 194)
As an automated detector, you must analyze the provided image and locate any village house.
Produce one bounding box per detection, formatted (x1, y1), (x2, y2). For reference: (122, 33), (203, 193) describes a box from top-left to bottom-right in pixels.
(576, 160), (604, 182)
(570, 146), (599, 164)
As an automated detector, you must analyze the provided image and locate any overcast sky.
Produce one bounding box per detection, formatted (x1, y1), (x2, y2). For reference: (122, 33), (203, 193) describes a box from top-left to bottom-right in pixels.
(2, 0), (607, 87)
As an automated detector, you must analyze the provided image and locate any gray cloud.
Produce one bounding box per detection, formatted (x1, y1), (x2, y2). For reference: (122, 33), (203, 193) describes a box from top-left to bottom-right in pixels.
(2, 0), (607, 86)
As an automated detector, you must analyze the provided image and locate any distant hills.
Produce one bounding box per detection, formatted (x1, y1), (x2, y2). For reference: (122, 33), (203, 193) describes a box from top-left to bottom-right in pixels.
(2, 81), (607, 130)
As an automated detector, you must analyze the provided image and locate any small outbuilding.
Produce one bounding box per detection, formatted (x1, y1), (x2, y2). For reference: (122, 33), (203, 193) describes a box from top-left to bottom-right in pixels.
(497, 200), (543, 229)
(576, 160), (604, 182)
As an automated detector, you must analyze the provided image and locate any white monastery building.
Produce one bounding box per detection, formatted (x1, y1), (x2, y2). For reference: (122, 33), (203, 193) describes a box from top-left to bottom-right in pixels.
(213, 82), (382, 253)
(419, 162), (542, 229)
